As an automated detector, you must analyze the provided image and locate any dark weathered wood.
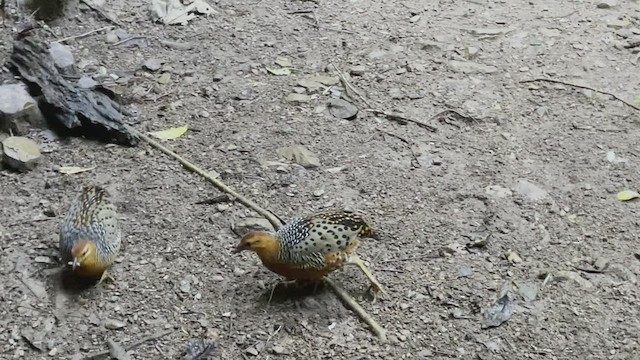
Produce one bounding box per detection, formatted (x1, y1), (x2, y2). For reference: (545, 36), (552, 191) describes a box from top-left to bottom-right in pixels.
(7, 38), (138, 146)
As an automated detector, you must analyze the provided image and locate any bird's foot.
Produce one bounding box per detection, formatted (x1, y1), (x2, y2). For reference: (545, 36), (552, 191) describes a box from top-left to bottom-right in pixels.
(96, 271), (115, 285)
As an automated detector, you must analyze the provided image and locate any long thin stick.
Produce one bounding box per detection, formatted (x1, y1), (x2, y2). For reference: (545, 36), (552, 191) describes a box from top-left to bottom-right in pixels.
(332, 63), (438, 132)
(131, 129), (284, 231)
(52, 26), (112, 44)
(83, 330), (173, 359)
(520, 78), (640, 112)
(324, 278), (387, 342)
(129, 128), (387, 340)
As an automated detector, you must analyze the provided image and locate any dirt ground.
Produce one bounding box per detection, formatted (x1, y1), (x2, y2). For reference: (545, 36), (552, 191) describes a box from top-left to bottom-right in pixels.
(1, 0), (640, 359)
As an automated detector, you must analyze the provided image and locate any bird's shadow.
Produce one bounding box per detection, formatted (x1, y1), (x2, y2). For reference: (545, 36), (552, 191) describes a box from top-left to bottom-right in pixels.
(255, 280), (329, 305)
(57, 268), (104, 294)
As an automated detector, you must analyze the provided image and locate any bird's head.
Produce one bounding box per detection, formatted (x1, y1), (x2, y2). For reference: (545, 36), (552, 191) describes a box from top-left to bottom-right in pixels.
(69, 240), (95, 270)
(233, 231), (279, 257)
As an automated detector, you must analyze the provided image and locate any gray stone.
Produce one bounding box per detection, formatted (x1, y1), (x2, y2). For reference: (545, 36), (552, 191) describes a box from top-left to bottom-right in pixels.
(485, 185), (512, 198)
(449, 60), (498, 74)
(327, 98), (358, 119)
(297, 79), (324, 94)
(2, 136), (42, 172)
(0, 83), (45, 135)
(607, 20), (630, 29)
(143, 58), (163, 72)
(388, 87), (404, 99)
(349, 65), (366, 76)
(513, 179), (549, 201)
(307, 75), (339, 86)
(597, 0), (617, 9)
(231, 218), (275, 237)
(77, 76), (98, 89)
(105, 31), (119, 43)
(285, 93), (311, 104)
(277, 145), (320, 168)
(48, 42), (74, 69)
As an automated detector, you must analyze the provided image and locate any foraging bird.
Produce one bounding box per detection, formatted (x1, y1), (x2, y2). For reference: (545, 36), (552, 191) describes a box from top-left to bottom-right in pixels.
(59, 186), (121, 284)
(234, 210), (386, 297)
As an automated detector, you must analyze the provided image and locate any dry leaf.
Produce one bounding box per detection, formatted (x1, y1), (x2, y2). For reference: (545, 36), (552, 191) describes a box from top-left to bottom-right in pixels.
(266, 67), (291, 76)
(148, 125), (189, 140)
(58, 166), (96, 174)
(616, 190), (640, 202)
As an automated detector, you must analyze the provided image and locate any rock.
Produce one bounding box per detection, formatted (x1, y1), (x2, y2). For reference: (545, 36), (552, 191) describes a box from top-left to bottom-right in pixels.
(307, 75), (339, 86)
(388, 88), (404, 99)
(513, 179), (549, 201)
(464, 46), (479, 59)
(143, 58), (162, 72)
(313, 189), (325, 197)
(179, 279), (191, 293)
(2, 136), (41, 172)
(297, 79), (324, 94)
(285, 93), (311, 104)
(368, 48), (387, 59)
(554, 271), (594, 290)
(105, 31), (119, 43)
(327, 98), (358, 119)
(607, 20), (630, 29)
(506, 251), (523, 264)
(157, 72), (172, 84)
(277, 145), (320, 168)
(103, 318), (126, 330)
(349, 65), (366, 76)
(77, 76), (98, 89)
(449, 60), (498, 74)
(485, 185), (512, 198)
(416, 40), (446, 51)
(0, 83), (45, 134)
(596, 0), (617, 8)
(274, 57), (292, 67)
(231, 218), (275, 236)
(608, 264), (637, 283)
(48, 42), (74, 70)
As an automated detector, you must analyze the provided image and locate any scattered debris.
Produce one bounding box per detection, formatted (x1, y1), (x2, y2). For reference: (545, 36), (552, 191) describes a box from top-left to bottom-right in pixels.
(143, 58), (163, 72)
(485, 185), (512, 198)
(266, 67), (291, 76)
(18, 275), (48, 300)
(553, 270), (594, 290)
(481, 283), (514, 328)
(183, 338), (219, 360)
(148, 125), (189, 140)
(2, 136), (41, 172)
(514, 281), (538, 302)
(0, 83), (45, 135)
(277, 145), (320, 168)
(349, 65), (366, 76)
(151, 0), (218, 25)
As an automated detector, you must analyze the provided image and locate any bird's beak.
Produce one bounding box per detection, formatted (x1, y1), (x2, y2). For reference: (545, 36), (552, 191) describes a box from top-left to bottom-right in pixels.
(71, 257), (80, 270)
(232, 244), (244, 254)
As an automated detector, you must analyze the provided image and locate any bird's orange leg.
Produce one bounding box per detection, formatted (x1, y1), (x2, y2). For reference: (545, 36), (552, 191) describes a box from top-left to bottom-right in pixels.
(96, 270), (116, 285)
(346, 254), (387, 301)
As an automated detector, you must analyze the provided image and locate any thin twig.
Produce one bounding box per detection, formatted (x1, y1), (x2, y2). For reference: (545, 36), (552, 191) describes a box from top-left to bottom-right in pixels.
(83, 330), (173, 359)
(52, 26), (112, 44)
(130, 129), (283, 231)
(111, 35), (148, 47)
(332, 63), (372, 107)
(324, 277), (387, 342)
(332, 64), (439, 132)
(366, 109), (438, 132)
(520, 78), (640, 112)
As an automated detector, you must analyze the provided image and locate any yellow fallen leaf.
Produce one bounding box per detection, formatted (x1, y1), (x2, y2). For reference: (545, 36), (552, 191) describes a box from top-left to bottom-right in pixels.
(616, 190), (640, 201)
(148, 125), (189, 140)
(58, 166), (96, 174)
(266, 67), (291, 76)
